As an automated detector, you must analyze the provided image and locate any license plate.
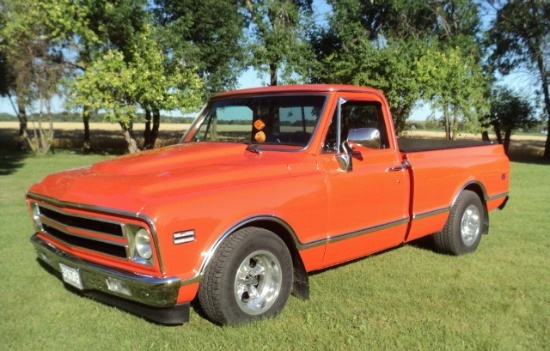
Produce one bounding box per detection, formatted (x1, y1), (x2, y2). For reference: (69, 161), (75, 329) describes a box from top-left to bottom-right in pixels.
(59, 263), (84, 290)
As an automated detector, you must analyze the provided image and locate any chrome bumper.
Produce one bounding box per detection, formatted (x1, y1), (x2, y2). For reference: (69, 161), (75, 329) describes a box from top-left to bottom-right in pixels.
(31, 234), (190, 325)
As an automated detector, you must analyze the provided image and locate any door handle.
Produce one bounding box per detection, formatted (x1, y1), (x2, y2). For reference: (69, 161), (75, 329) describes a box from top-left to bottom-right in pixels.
(387, 160), (410, 172)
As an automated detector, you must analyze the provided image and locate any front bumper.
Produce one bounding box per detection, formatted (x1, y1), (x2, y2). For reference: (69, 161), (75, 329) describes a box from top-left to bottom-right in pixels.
(31, 234), (190, 325)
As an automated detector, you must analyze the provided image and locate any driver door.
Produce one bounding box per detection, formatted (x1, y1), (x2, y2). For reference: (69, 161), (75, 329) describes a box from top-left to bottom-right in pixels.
(319, 94), (410, 266)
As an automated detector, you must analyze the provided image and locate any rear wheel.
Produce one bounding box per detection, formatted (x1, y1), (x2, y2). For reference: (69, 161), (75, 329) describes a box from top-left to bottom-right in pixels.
(433, 190), (485, 255)
(198, 227), (293, 325)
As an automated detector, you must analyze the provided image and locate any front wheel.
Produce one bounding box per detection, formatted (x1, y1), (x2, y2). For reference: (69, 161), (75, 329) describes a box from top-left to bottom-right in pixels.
(432, 190), (486, 255)
(198, 227), (293, 325)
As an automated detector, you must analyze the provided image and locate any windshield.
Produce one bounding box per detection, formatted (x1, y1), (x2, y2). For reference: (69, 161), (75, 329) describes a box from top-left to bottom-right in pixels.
(184, 94), (327, 148)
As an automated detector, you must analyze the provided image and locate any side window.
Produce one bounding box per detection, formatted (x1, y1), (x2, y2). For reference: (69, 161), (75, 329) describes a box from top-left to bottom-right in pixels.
(323, 101), (389, 152)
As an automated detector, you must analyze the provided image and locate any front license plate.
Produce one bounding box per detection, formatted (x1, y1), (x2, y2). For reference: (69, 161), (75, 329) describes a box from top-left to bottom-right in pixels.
(59, 263), (84, 290)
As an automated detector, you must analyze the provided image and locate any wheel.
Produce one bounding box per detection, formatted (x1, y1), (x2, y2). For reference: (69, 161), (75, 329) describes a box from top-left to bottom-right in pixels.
(198, 227), (293, 325)
(432, 190), (486, 255)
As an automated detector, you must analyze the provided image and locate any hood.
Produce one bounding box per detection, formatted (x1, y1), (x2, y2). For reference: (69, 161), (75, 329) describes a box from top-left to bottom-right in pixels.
(28, 143), (316, 212)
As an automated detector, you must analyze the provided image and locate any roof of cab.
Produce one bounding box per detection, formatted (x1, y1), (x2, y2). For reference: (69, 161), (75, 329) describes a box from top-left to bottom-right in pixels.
(212, 84), (384, 98)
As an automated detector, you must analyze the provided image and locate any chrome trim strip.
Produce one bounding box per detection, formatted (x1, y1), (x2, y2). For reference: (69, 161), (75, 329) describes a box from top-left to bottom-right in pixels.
(40, 216), (127, 249)
(38, 202), (125, 236)
(27, 192), (166, 274)
(487, 192), (509, 201)
(173, 230), (196, 245)
(325, 217), (410, 245)
(413, 207), (450, 220)
(452, 181), (488, 206)
(198, 215), (411, 277)
(28, 192), (142, 220)
(197, 215), (305, 277)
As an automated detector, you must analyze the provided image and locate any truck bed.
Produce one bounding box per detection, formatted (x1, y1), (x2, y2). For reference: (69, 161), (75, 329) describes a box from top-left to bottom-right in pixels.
(398, 137), (493, 153)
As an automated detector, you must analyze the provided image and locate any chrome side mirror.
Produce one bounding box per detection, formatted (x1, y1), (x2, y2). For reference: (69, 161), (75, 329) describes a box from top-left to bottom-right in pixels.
(347, 128), (381, 149)
(336, 128), (381, 172)
(336, 141), (353, 172)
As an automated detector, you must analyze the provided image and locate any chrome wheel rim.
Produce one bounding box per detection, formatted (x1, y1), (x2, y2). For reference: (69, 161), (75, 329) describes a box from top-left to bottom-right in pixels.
(461, 204), (481, 246)
(234, 250), (282, 315)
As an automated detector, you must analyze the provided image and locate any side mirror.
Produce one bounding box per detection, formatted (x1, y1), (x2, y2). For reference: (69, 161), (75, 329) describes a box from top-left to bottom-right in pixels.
(347, 128), (381, 149)
(336, 141), (353, 172)
(336, 128), (381, 172)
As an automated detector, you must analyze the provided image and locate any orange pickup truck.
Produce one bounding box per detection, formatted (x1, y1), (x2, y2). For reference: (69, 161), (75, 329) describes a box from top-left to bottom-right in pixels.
(27, 85), (509, 325)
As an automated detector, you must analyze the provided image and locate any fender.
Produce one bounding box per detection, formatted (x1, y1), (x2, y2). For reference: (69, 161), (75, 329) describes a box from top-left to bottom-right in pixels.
(198, 215), (312, 300)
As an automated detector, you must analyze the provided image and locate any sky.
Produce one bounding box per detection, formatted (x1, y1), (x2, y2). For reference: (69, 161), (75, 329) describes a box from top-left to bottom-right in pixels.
(0, 0), (540, 121)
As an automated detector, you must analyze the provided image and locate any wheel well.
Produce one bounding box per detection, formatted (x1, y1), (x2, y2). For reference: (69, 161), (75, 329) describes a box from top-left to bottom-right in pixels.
(461, 183), (489, 234)
(234, 219), (310, 300)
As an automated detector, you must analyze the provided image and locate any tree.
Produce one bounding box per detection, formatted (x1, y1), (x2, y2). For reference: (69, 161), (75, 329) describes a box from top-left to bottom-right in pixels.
(152, 0), (246, 96)
(67, 29), (203, 154)
(481, 86), (537, 154)
(309, 0), (489, 135)
(0, 0), (65, 154)
(243, 0), (314, 86)
(419, 45), (489, 140)
(486, 0), (550, 158)
(41, 0), (100, 151)
(48, 0), (205, 153)
(309, 0), (435, 132)
(45, 0), (149, 151)
(424, 0), (489, 140)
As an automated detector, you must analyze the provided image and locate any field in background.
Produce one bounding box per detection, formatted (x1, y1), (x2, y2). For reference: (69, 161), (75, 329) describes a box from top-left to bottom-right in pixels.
(1, 121), (547, 159)
(0, 148), (548, 350)
(399, 130), (547, 159)
(0, 122), (190, 152)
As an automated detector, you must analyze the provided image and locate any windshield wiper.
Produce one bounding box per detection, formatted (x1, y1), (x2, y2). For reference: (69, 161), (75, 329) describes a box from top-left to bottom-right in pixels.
(246, 144), (262, 154)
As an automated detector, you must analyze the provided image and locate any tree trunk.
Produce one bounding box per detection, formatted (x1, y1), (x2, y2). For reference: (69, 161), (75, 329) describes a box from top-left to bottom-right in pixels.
(14, 98), (29, 149)
(444, 106), (451, 140)
(535, 43), (550, 158)
(143, 108), (153, 149)
(538, 59), (550, 158)
(119, 122), (139, 154)
(503, 128), (512, 155)
(151, 108), (160, 147)
(16, 99), (28, 138)
(269, 63), (278, 86)
(493, 122), (503, 144)
(451, 105), (459, 141)
(143, 108), (161, 150)
(82, 106), (91, 152)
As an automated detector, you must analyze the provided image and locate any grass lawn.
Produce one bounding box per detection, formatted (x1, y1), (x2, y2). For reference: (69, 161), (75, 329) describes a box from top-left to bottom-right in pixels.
(0, 150), (549, 350)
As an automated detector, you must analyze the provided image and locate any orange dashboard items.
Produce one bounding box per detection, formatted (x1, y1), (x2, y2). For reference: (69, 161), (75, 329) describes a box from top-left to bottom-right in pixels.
(254, 119), (266, 130)
(254, 131), (266, 142)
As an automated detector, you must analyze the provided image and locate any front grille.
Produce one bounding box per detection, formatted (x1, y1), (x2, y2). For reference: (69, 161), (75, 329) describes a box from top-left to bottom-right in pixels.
(39, 206), (124, 237)
(38, 205), (128, 259)
(43, 224), (127, 258)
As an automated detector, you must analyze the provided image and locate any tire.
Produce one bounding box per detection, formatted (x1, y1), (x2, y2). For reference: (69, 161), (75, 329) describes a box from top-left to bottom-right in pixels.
(432, 190), (486, 255)
(198, 227), (293, 325)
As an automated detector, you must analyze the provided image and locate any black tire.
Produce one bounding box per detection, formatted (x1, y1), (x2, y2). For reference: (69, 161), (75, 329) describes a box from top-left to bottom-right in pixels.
(198, 227), (293, 325)
(432, 190), (486, 255)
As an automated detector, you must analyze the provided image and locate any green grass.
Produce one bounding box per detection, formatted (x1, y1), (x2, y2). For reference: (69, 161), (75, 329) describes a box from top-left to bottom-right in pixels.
(1, 151), (549, 350)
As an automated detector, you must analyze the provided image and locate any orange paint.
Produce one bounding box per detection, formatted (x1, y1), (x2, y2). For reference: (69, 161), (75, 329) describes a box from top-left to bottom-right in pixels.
(27, 84), (509, 321)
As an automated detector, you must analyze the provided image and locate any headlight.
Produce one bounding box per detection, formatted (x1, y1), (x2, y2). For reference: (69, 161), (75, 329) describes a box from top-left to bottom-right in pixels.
(135, 228), (153, 260)
(31, 203), (43, 232)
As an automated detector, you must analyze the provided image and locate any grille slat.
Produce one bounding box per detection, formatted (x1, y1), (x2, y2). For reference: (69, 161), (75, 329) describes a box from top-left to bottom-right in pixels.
(43, 224), (127, 258)
(38, 205), (128, 259)
(39, 206), (123, 237)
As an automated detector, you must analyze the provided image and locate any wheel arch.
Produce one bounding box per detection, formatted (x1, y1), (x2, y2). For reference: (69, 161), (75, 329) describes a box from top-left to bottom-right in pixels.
(200, 216), (310, 300)
(453, 181), (489, 234)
